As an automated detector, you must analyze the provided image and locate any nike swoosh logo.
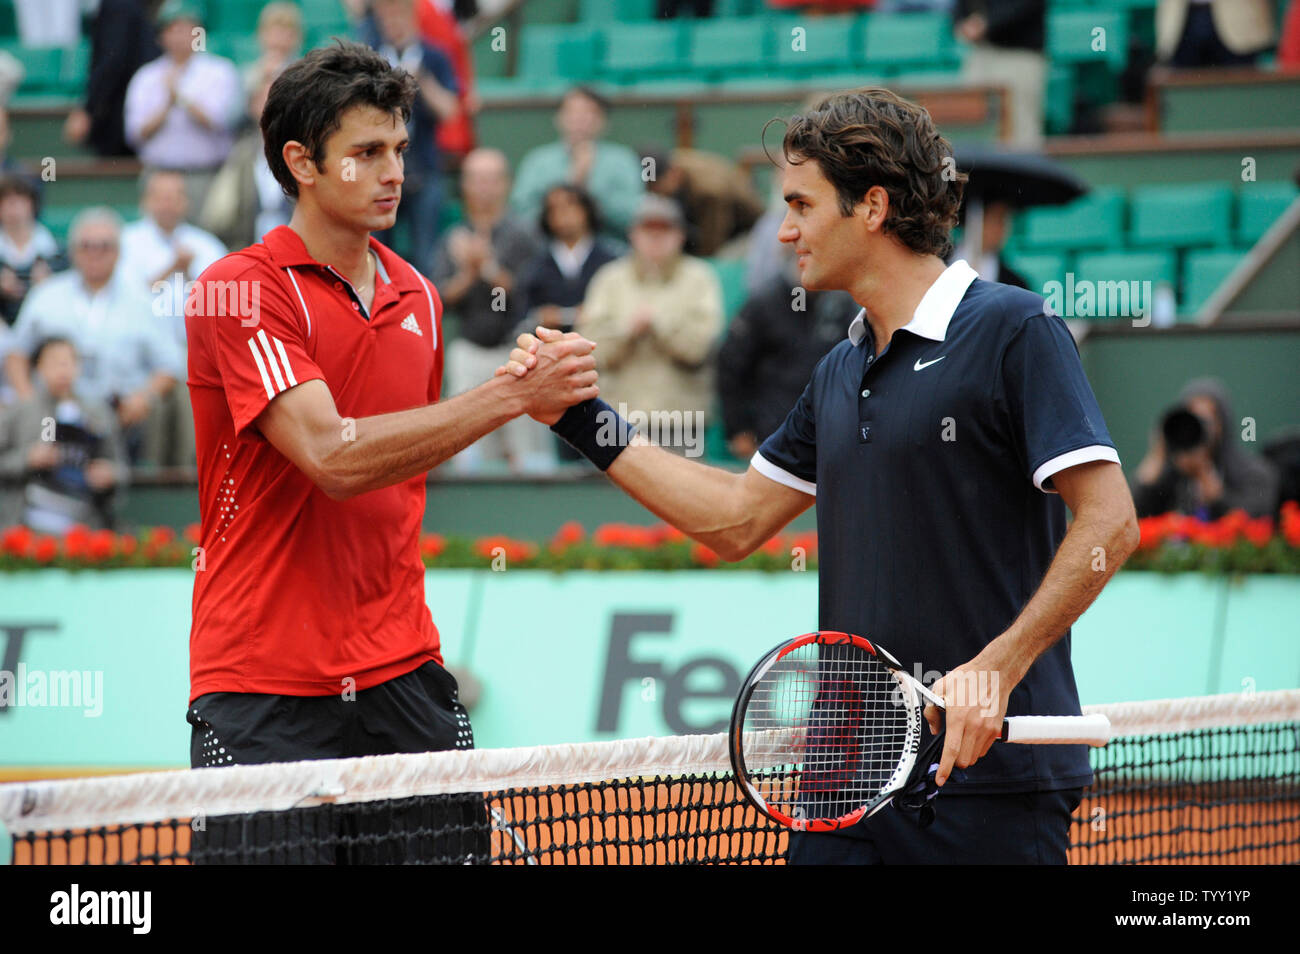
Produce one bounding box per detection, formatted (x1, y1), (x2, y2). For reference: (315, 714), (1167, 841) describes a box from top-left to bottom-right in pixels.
(914, 356), (946, 371)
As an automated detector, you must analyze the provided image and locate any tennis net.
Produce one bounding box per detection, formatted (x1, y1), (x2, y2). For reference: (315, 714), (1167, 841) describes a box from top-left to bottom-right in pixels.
(3, 689), (1297, 865)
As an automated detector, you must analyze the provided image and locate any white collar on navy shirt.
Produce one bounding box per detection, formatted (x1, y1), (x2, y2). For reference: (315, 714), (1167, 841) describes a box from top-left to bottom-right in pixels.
(847, 259), (980, 347)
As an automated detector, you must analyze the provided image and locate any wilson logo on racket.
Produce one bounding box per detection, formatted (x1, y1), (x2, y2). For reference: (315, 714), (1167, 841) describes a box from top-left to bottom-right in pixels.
(728, 631), (1111, 833)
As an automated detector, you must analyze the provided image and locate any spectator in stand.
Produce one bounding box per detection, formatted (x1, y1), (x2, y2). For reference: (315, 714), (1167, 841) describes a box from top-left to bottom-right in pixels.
(718, 244), (855, 460)
(243, 2), (303, 98)
(518, 184), (619, 335)
(953, 0), (1046, 149)
(123, 0), (244, 212)
(0, 176), (64, 327)
(4, 208), (184, 466)
(370, 0), (461, 269)
(576, 195), (724, 443)
(511, 86), (645, 240)
(0, 337), (127, 532)
(1280, 0), (1300, 71)
(1133, 378), (1280, 520)
(1157, 0), (1276, 68)
(120, 169), (227, 297)
(641, 146), (765, 258)
(200, 73), (294, 253)
(657, 0), (714, 16)
(418, 0), (480, 161)
(432, 148), (549, 473)
(63, 0), (163, 158)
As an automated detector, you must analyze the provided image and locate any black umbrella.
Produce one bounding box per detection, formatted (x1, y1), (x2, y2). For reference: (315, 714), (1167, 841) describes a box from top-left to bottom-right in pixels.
(951, 146), (1091, 271)
(954, 146), (1090, 209)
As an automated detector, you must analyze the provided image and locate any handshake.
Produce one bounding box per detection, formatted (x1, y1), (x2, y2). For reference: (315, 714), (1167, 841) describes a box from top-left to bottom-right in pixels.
(494, 326), (600, 425)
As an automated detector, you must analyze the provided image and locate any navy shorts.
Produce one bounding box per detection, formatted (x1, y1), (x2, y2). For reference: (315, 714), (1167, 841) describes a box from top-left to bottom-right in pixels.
(185, 661), (490, 864)
(787, 788), (1084, 865)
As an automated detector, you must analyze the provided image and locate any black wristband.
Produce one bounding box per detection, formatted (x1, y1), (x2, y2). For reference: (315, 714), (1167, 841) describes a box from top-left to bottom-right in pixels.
(550, 398), (637, 471)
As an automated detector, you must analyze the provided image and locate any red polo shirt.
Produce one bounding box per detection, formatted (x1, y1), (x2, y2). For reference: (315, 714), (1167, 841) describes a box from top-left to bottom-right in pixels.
(185, 226), (444, 701)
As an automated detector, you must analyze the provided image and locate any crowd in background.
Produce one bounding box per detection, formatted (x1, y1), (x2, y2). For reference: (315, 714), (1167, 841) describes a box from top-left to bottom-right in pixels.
(0, 0), (1295, 534)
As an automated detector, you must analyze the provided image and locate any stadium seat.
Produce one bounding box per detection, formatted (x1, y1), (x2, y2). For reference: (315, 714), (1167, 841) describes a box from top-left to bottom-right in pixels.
(1002, 251), (1069, 294)
(686, 18), (771, 80)
(1016, 187), (1125, 253)
(207, 0), (265, 35)
(861, 12), (958, 73)
(2, 44), (63, 94)
(707, 257), (749, 325)
(580, 0), (654, 22)
(1044, 63), (1075, 135)
(1071, 250), (1176, 320)
(1181, 249), (1246, 315)
(1047, 10), (1130, 71)
(520, 24), (602, 82)
(0, 1), (16, 40)
(600, 22), (684, 81)
(1129, 183), (1233, 249)
(1236, 181), (1299, 246)
(772, 14), (857, 74)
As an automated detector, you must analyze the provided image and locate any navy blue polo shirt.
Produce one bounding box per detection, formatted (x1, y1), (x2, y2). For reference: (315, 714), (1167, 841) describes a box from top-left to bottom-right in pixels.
(755, 261), (1119, 794)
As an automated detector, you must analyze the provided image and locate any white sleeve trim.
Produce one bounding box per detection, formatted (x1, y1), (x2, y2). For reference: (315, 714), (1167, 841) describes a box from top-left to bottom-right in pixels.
(285, 267), (311, 338)
(751, 451), (816, 497)
(1033, 445), (1121, 493)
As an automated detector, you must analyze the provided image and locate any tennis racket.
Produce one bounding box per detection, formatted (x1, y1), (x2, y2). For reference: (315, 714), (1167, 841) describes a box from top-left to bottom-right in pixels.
(728, 631), (1111, 832)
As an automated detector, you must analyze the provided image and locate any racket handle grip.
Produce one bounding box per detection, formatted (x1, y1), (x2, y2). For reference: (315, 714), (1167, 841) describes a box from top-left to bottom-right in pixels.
(1001, 714), (1111, 746)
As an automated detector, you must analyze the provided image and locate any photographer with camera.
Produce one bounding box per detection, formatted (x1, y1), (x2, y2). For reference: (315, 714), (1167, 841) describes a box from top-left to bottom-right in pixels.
(1133, 378), (1280, 520)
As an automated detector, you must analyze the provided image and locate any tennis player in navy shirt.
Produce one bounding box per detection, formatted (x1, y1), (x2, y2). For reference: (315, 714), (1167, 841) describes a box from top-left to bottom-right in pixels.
(503, 88), (1140, 864)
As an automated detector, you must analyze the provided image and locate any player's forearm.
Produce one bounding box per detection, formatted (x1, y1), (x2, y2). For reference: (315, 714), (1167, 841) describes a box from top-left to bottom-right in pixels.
(980, 507), (1139, 685)
(605, 438), (763, 560)
(319, 375), (523, 499)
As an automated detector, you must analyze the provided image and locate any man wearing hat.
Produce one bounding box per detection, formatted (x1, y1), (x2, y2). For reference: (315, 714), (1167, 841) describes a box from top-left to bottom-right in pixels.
(123, 0), (243, 212)
(576, 194), (723, 453)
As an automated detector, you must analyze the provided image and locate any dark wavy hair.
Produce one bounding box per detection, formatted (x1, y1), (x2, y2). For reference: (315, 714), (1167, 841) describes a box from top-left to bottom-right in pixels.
(261, 41), (418, 200)
(780, 88), (966, 258)
(538, 183), (601, 239)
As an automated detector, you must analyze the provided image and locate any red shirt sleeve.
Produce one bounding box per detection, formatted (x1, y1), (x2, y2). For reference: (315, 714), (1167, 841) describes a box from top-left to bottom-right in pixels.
(190, 256), (327, 441)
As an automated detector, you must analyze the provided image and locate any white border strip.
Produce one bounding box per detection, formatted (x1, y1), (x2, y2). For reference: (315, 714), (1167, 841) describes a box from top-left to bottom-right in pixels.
(751, 452), (816, 497)
(2, 690), (1296, 836)
(1033, 445), (1120, 492)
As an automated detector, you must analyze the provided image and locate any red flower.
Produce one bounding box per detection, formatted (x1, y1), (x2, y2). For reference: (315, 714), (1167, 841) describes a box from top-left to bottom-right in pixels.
(1243, 517), (1274, 548)
(421, 534), (446, 559)
(119, 535), (138, 556)
(87, 529), (116, 561)
(550, 521), (584, 551)
(183, 522), (202, 544)
(759, 534), (786, 557)
(473, 535), (536, 563)
(658, 524), (687, 544)
(592, 523), (658, 549)
(148, 526), (176, 546)
(691, 542), (720, 566)
(63, 524), (92, 558)
(2, 525), (32, 556)
(32, 536), (58, 563)
(1281, 501), (1300, 548)
(790, 531), (818, 556)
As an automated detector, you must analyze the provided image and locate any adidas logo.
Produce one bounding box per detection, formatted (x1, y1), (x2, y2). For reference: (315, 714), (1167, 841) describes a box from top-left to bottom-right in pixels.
(401, 313), (422, 336)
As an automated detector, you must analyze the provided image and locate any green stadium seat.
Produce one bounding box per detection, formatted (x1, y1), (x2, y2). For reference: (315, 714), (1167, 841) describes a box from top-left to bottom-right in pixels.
(1016, 187), (1125, 253)
(1002, 251), (1068, 294)
(520, 24), (601, 82)
(1046, 9), (1129, 70)
(600, 22), (683, 80)
(686, 18), (770, 79)
(207, 0), (265, 35)
(1181, 249), (1246, 315)
(1071, 250), (1175, 319)
(57, 40), (90, 96)
(1129, 183), (1233, 249)
(1236, 181), (1299, 245)
(707, 257), (749, 325)
(714, 0), (764, 15)
(580, 0), (654, 22)
(773, 14), (857, 74)
(3, 44), (63, 94)
(0, 0), (17, 39)
(861, 12), (957, 73)
(226, 34), (264, 67)
(42, 204), (139, 244)
(1044, 63), (1074, 135)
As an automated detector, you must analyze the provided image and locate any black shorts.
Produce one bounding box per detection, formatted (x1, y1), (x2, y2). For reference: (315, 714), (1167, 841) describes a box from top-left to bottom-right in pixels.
(185, 661), (491, 864)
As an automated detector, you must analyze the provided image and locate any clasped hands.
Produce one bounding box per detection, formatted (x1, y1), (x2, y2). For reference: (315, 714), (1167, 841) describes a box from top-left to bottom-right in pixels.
(494, 326), (599, 425)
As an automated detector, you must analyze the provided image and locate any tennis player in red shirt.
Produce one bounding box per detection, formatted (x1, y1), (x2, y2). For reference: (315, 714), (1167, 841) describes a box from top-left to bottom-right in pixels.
(182, 43), (595, 861)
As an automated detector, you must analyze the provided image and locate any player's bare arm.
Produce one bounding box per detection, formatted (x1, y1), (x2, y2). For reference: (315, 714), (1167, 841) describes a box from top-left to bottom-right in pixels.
(500, 327), (812, 559)
(258, 333), (597, 501)
(926, 460), (1140, 784)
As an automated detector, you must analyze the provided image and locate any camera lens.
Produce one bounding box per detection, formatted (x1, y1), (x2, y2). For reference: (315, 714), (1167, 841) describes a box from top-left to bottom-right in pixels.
(1162, 408), (1205, 452)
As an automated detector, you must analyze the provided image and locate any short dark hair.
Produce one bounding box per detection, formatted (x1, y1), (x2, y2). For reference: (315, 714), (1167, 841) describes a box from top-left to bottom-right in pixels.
(563, 84), (610, 115)
(0, 174), (39, 215)
(260, 41), (418, 200)
(781, 87), (966, 259)
(32, 335), (76, 367)
(538, 183), (601, 239)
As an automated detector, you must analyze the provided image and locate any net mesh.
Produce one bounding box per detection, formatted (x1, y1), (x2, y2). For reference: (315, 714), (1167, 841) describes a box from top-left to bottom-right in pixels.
(3, 690), (1297, 865)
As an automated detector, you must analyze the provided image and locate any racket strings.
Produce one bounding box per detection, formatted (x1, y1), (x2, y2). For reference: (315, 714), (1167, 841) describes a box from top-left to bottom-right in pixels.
(741, 643), (912, 820)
